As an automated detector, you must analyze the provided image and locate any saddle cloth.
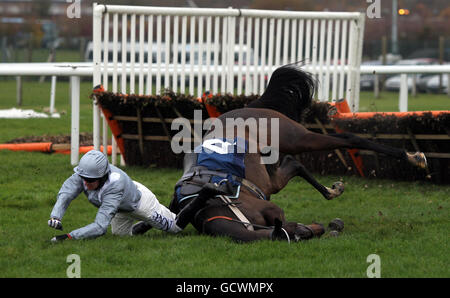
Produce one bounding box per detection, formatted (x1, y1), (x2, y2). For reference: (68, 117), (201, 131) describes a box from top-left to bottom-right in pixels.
(174, 137), (248, 204)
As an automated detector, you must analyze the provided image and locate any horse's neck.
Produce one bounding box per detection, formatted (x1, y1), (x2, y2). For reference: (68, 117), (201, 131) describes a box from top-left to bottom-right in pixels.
(244, 153), (273, 198)
(247, 98), (300, 122)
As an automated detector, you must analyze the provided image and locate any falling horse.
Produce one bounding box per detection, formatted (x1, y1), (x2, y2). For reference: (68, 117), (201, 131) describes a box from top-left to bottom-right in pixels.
(166, 64), (427, 243)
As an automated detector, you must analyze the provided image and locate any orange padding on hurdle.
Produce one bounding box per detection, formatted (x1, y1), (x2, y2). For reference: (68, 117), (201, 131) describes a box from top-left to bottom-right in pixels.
(201, 93), (222, 118)
(100, 106), (125, 155)
(204, 103), (221, 118)
(0, 142), (53, 152)
(53, 145), (112, 155)
(0, 143), (112, 155)
(333, 110), (450, 119)
(330, 99), (365, 177)
(332, 98), (352, 113)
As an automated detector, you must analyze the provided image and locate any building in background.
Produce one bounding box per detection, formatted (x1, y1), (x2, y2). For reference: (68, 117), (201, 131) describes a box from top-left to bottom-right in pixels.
(0, 0), (448, 62)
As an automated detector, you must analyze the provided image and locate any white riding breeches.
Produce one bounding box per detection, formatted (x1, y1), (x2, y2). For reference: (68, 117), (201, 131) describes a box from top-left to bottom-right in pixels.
(110, 181), (181, 236)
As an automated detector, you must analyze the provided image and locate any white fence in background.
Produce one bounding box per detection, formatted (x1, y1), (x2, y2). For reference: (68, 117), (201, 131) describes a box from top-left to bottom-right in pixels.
(92, 5), (364, 99)
(91, 4), (366, 154)
(1, 6), (449, 165)
(1, 63), (450, 165)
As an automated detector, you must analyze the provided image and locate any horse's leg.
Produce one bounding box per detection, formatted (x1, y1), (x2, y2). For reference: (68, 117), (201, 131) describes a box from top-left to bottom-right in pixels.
(202, 219), (273, 243)
(270, 155), (344, 200)
(198, 199), (323, 242)
(260, 205), (325, 240)
(328, 133), (427, 168)
(202, 217), (324, 243)
(281, 128), (427, 169)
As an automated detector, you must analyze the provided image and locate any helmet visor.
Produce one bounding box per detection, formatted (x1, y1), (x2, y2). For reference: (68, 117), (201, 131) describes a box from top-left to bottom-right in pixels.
(79, 175), (99, 183)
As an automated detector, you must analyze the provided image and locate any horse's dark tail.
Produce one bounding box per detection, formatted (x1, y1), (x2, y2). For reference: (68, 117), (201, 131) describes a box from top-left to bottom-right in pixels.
(247, 63), (316, 122)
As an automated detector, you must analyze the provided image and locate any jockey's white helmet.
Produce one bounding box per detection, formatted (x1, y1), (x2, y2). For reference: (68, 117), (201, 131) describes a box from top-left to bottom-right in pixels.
(74, 150), (110, 179)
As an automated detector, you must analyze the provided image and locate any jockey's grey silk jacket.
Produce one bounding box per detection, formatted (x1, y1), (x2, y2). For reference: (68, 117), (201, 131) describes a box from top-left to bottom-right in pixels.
(50, 165), (141, 239)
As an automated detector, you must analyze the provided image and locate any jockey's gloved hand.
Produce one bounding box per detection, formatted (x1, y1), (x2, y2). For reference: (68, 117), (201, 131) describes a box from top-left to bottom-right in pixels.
(48, 218), (63, 230)
(50, 234), (72, 243)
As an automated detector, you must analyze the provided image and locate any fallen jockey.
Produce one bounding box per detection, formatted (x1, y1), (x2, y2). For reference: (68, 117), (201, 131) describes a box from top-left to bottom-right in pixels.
(48, 150), (225, 242)
(133, 137), (253, 235)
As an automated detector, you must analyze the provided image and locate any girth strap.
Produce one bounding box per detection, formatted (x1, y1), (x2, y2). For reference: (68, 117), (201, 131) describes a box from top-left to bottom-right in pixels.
(238, 178), (267, 202)
(218, 195), (254, 231)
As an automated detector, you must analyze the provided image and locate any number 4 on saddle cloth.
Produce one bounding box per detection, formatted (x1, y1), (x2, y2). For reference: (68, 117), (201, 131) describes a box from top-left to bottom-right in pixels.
(174, 137), (250, 206)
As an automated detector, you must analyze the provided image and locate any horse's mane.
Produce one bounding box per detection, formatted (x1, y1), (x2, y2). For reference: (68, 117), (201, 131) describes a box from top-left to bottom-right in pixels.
(247, 63), (316, 122)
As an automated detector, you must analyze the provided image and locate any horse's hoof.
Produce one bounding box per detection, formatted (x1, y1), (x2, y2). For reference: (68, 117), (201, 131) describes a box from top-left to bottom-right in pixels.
(332, 181), (345, 192)
(325, 182), (345, 200)
(407, 152), (427, 169)
(329, 230), (340, 237)
(328, 218), (344, 232)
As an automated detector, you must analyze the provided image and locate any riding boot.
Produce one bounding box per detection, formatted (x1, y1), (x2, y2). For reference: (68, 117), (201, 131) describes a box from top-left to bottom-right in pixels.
(131, 221), (153, 235)
(175, 183), (228, 230)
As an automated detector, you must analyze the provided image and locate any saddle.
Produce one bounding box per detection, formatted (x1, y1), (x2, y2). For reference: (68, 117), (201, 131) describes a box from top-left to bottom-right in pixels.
(171, 153), (267, 231)
(175, 165), (240, 199)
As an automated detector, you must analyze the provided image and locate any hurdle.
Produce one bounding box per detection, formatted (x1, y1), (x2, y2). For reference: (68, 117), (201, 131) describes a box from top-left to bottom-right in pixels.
(91, 4), (365, 164)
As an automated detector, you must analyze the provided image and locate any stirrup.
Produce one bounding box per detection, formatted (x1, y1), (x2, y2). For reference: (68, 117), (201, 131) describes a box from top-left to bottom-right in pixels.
(281, 228), (291, 244)
(131, 221), (153, 235)
(270, 219), (291, 244)
(271, 226), (291, 244)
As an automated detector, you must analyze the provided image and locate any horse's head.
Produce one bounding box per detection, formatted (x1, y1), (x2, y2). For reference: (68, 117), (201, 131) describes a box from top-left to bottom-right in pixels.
(247, 64), (316, 122)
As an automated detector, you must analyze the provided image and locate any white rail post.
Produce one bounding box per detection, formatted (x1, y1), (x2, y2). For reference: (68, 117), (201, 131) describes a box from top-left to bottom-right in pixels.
(399, 73), (408, 112)
(16, 76), (22, 106)
(102, 12), (110, 157)
(374, 74), (379, 99)
(331, 19), (339, 101)
(253, 17), (260, 94)
(338, 20), (347, 100)
(70, 76), (80, 165)
(92, 3), (103, 152)
(353, 13), (365, 112)
(49, 75), (56, 114)
(447, 73), (450, 97)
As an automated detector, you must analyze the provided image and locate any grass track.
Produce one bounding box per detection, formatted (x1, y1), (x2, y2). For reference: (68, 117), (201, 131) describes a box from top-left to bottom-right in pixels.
(0, 79), (449, 278)
(0, 150), (448, 277)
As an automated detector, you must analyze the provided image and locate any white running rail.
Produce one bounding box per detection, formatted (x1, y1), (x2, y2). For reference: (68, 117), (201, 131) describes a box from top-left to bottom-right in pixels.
(1, 63), (449, 165)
